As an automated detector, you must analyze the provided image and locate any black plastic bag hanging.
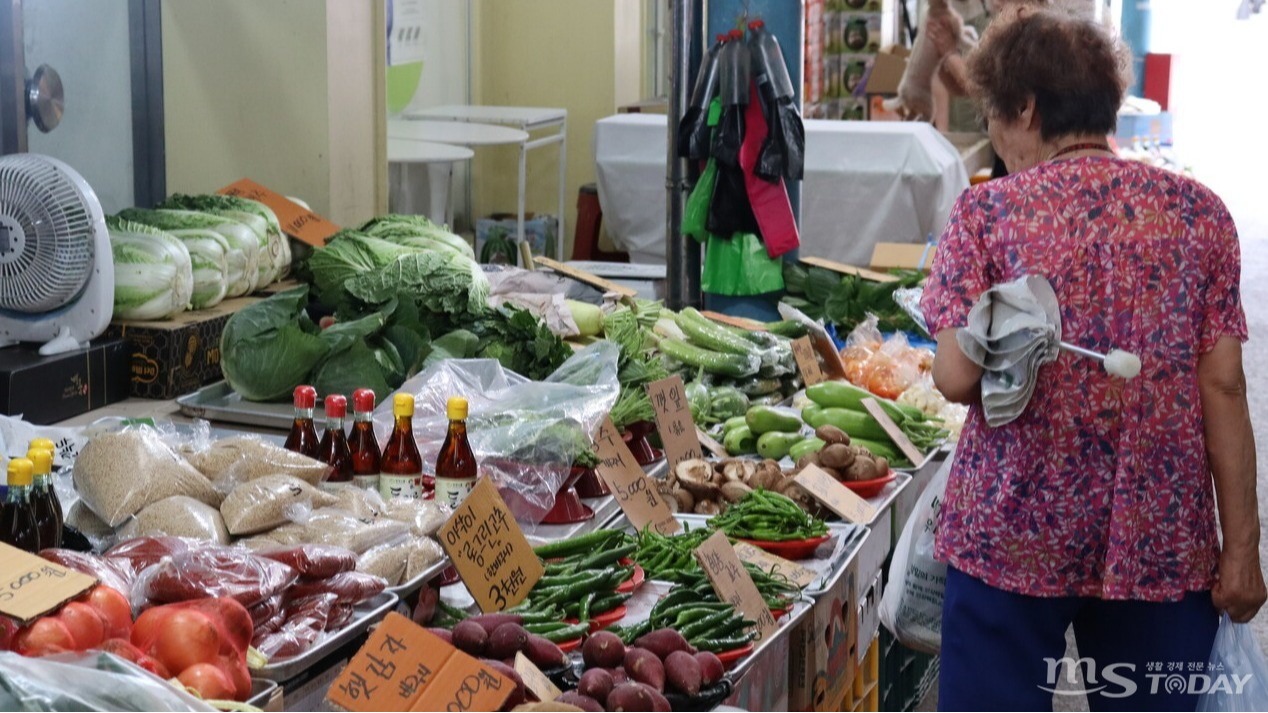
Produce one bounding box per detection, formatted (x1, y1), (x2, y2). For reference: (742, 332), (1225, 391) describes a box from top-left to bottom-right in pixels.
(677, 35), (726, 161)
(748, 20), (805, 182)
(710, 29), (749, 169)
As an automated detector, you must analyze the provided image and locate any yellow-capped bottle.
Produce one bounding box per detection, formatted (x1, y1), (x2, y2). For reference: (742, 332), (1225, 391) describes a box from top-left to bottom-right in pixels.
(434, 397), (478, 508)
(2, 458), (39, 552)
(27, 448), (60, 549)
(380, 393), (425, 500)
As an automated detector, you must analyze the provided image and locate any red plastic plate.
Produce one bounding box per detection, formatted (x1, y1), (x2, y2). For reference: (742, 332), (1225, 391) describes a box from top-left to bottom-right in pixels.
(737, 534), (831, 561)
(843, 472), (899, 499)
(716, 643), (756, 669)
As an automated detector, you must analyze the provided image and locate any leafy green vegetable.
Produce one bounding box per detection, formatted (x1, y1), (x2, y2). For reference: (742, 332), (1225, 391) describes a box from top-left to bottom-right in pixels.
(422, 329), (480, 369)
(344, 250), (489, 318)
(106, 216), (194, 320)
(471, 307), (573, 380)
(360, 214), (475, 259)
(171, 230), (229, 309)
(219, 286), (331, 401)
(306, 230), (420, 307)
(118, 207), (260, 295)
(781, 262), (925, 333)
(161, 193), (290, 282)
(603, 306), (669, 430)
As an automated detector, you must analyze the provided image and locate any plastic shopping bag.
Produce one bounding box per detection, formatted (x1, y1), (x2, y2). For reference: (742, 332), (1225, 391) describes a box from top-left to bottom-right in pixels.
(1197, 614), (1268, 711)
(879, 453), (950, 654)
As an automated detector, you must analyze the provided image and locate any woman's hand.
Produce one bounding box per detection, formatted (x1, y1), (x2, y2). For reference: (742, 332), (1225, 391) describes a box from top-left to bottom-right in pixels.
(1212, 546), (1267, 622)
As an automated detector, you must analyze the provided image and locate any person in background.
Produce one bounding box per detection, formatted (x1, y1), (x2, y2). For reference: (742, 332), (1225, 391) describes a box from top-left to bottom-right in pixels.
(920, 7), (1265, 712)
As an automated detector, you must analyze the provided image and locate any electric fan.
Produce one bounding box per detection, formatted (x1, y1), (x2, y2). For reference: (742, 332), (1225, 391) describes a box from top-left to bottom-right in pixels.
(0, 154), (112, 356)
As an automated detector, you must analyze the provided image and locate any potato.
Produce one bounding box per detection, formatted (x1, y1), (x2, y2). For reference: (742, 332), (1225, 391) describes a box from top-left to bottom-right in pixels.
(720, 481), (752, 503)
(819, 466), (845, 481)
(814, 425), (850, 445)
(674, 489), (695, 513)
(875, 457), (890, 475)
(845, 458), (879, 482)
(693, 499), (722, 515)
(818, 443), (855, 470)
(795, 453), (821, 471)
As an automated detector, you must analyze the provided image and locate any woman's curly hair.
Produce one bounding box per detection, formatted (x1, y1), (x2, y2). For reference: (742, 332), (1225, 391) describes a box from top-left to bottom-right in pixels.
(967, 8), (1132, 140)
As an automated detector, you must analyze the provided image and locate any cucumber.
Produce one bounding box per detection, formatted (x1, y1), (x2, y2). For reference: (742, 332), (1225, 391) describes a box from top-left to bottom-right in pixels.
(657, 337), (760, 378)
(676, 308), (761, 357)
(766, 320), (809, 339)
(757, 431), (805, 460)
(745, 406), (803, 435)
(805, 381), (925, 423)
(723, 426), (757, 455)
(723, 416), (749, 433)
(803, 407), (891, 441)
(788, 437), (826, 461)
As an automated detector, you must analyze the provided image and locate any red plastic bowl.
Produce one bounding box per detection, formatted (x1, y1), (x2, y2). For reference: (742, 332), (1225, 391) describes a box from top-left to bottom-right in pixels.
(558, 637), (582, 653)
(716, 642), (755, 669)
(616, 562), (645, 594)
(843, 472), (898, 499)
(737, 534), (831, 561)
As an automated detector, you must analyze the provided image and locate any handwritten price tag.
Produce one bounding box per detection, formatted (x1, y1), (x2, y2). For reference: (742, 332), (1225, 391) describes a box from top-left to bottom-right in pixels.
(733, 541), (820, 588)
(218, 178), (340, 247)
(595, 418), (680, 535)
(694, 531), (778, 642)
(515, 652), (562, 703)
(438, 478), (543, 613)
(794, 464), (878, 525)
(327, 612), (512, 713)
(696, 427), (728, 458)
(799, 256), (899, 283)
(534, 257), (638, 298)
(647, 375), (704, 472)
(0, 543), (96, 623)
(861, 398), (925, 466)
(791, 337), (828, 387)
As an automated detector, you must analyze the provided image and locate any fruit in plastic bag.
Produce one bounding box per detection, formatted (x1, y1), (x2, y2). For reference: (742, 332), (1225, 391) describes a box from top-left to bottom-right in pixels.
(104, 535), (196, 580)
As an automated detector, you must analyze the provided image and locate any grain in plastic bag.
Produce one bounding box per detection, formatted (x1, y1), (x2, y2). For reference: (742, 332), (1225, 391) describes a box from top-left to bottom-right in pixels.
(356, 538), (410, 585)
(270, 505), (410, 554)
(182, 434), (332, 493)
(406, 537), (445, 580)
(64, 499), (116, 549)
(118, 495), (231, 544)
(73, 427), (220, 526)
(381, 497), (451, 537)
(326, 482), (387, 520)
(219, 474), (338, 535)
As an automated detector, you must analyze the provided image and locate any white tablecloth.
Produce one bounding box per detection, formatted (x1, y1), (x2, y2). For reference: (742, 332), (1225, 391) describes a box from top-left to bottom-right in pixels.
(593, 114), (969, 266)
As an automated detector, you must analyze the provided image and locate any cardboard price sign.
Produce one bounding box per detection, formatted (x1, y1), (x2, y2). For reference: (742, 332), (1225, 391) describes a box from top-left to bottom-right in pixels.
(861, 398), (925, 465)
(647, 375), (704, 471)
(438, 478), (543, 612)
(218, 178), (340, 247)
(595, 418), (680, 535)
(534, 257), (638, 298)
(696, 427), (727, 458)
(700, 310), (768, 332)
(515, 652), (562, 702)
(791, 336), (828, 387)
(694, 531), (778, 642)
(328, 612), (512, 712)
(0, 543), (96, 623)
(794, 464), (878, 525)
(799, 256), (899, 283)
(733, 541), (820, 589)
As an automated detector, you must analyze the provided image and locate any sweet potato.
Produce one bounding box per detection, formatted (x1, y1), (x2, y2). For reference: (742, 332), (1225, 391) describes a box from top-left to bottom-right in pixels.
(523, 634), (568, 670)
(648, 687), (672, 712)
(482, 659), (525, 708)
(465, 612), (524, 636)
(694, 651), (725, 686)
(487, 622), (530, 659)
(665, 650), (702, 696)
(606, 682), (654, 712)
(451, 619), (488, 656)
(425, 628), (453, 645)
(582, 631), (625, 669)
(623, 646), (665, 692)
(633, 628), (692, 660)
(555, 692), (604, 712)
(577, 668), (614, 703)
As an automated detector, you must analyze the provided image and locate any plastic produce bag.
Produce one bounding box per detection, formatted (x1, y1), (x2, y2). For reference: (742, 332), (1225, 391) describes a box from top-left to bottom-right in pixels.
(118, 495), (231, 544)
(268, 506), (410, 554)
(104, 535), (198, 580)
(374, 341), (620, 525)
(73, 426), (220, 527)
(712, 30), (749, 169)
(749, 21), (805, 182)
(357, 538), (409, 585)
(678, 35), (725, 161)
(288, 570), (387, 604)
(219, 474), (338, 535)
(181, 434), (332, 494)
(380, 497), (451, 538)
(256, 543), (358, 579)
(879, 454), (950, 654)
(702, 232), (785, 296)
(132, 546), (299, 609)
(0, 651), (218, 712)
(739, 76), (799, 259)
(1197, 614), (1268, 711)
(38, 549), (134, 594)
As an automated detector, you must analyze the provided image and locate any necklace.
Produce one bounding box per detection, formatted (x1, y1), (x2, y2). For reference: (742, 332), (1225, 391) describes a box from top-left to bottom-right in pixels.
(1048, 142), (1114, 161)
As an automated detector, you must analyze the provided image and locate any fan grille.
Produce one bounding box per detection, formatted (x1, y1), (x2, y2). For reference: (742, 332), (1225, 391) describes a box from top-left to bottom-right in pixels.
(0, 155), (95, 313)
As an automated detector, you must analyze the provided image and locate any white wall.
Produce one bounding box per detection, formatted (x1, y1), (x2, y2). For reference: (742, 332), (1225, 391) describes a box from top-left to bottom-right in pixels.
(408, 0), (470, 111)
(24, 0), (134, 212)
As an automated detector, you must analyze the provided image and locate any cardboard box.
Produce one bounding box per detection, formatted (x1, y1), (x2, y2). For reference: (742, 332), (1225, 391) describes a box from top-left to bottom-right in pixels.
(789, 557), (859, 711)
(475, 214), (557, 266)
(104, 293), (268, 400)
(0, 338), (129, 425)
(864, 47), (907, 95)
(870, 242), (939, 272)
(854, 509), (893, 605)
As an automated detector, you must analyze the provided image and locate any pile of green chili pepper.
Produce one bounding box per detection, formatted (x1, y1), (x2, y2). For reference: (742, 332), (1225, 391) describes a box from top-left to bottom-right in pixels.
(523, 529), (635, 626)
(633, 525), (715, 582)
(709, 490), (828, 541)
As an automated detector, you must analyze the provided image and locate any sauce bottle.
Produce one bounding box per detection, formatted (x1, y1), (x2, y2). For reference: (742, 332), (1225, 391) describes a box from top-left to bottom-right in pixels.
(2, 458), (40, 552)
(27, 448), (60, 549)
(434, 397), (478, 508)
(29, 437), (60, 545)
(284, 385), (320, 459)
(380, 393), (426, 500)
(318, 394), (353, 490)
(349, 388), (382, 493)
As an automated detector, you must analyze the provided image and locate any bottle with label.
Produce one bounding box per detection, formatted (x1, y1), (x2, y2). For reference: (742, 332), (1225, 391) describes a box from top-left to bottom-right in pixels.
(349, 388), (382, 493)
(284, 385), (320, 459)
(380, 393), (425, 500)
(1, 458), (40, 552)
(434, 396), (478, 508)
(27, 447), (60, 549)
(318, 394), (353, 490)
(29, 437), (60, 543)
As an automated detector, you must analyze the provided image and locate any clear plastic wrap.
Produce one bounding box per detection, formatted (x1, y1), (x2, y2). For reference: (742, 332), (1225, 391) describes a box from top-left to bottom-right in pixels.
(132, 546), (299, 609)
(373, 342), (620, 525)
(405, 537), (445, 580)
(180, 434), (332, 494)
(380, 497), (451, 537)
(72, 426), (220, 527)
(117, 495), (231, 544)
(0, 651), (219, 712)
(326, 482), (387, 520)
(64, 499), (116, 550)
(104, 536), (198, 580)
(286, 571), (387, 605)
(356, 538), (410, 585)
(248, 593), (285, 629)
(38, 549), (134, 594)
(269, 505), (410, 554)
(256, 543), (358, 579)
(219, 474), (338, 535)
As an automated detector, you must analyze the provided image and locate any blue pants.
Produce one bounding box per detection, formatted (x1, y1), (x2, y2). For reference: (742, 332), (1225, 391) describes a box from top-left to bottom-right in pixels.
(939, 567), (1219, 712)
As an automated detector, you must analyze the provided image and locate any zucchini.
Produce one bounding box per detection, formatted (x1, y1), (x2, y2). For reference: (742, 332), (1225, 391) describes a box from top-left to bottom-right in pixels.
(766, 320), (809, 339)
(657, 337), (760, 378)
(723, 426), (757, 455)
(745, 406), (803, 435)
(850, 437), (906, 463)
(676, 308), (761, 357)
(803, 407), (891, 441)
(788, 437), (826, 461)
(723, 416), (749, 433)
(757, 431), (805, 460)
(805, 381), (925, 423)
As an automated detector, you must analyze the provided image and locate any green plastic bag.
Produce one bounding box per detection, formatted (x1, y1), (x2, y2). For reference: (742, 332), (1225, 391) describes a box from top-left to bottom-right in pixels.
(702, 232), (785, 296)
(683, 99), (724, 243)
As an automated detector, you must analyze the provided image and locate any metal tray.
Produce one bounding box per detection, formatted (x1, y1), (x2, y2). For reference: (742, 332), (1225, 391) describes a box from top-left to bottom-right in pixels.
(246, 678), (280, 708)
(177, 380), (295, 430)
(861, 471), (912, 526)
(254, 592), (399, 682)
(527, 495), (620, 543)
(384, 557), (450, 599)
(727, 595), (816, 682)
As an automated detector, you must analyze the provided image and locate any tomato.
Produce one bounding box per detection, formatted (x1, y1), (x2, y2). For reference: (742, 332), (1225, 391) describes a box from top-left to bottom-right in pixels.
(14, 618), (75, 657)
(0, 615), (18, 651)
(85, 586), (133, 639)
(177, 662), (237, 700)
(154, 610), (221, 674)
(58, 602), (105, 650)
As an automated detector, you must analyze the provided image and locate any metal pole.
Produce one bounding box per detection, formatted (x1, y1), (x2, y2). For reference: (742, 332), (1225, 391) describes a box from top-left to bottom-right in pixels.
(0, 0), (27, 155)
(665, 0), (700, 310)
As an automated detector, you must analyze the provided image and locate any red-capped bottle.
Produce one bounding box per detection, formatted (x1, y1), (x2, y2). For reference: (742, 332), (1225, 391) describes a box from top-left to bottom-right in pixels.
(348, 388), (382, 493)
(380, 393), (427, 500)
(318, 394), (353, 490)
(284, 385), (320, 459)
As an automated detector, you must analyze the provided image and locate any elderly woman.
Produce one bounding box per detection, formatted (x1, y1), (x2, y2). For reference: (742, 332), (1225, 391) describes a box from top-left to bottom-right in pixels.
(920, 8), (1265, 712)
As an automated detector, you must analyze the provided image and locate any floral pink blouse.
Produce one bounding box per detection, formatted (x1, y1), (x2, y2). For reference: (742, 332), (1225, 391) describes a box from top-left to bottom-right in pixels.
(920, 156), (1247, 602)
